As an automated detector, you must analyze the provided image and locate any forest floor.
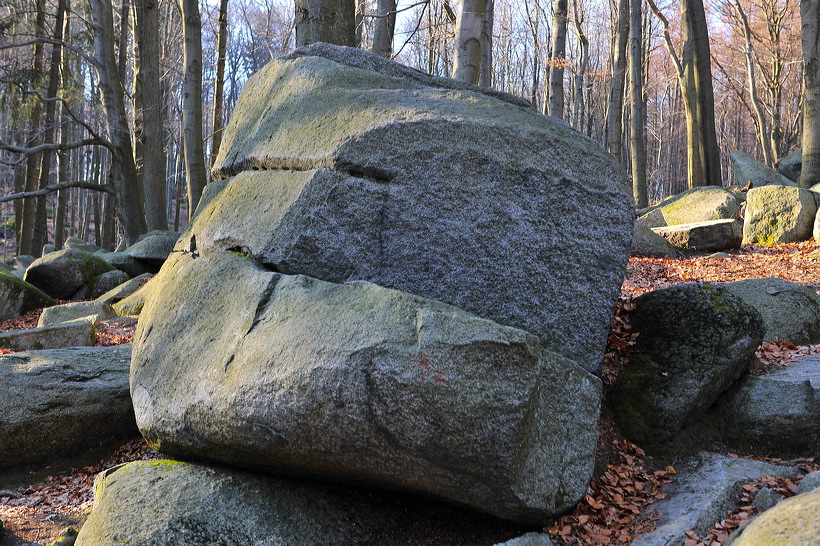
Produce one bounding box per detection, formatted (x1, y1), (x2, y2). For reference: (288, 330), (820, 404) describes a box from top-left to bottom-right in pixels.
(1, 242), (819, 545)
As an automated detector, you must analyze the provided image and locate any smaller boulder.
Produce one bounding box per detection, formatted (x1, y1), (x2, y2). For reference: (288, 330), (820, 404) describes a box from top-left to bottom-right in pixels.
(796, 471), (820, 495)
(777, 148), (802, 183)
(71, 270), (130, 301)
(652, 219), (742, 252)
(752, 488), (783, 511)
(742, 185), (817, 245)
(611, 283), (765, 450)
(723, 278), (820, 344)
(0, 271), (54, 321)
(729, 486), (820, 545)
(0, 318), (96, 350)
(14, 255), (35, 270)
(24, 249), (116, 299)
(38, 301), (116, 328)
(64, 236), (102, 254)
(731, 150), (797, 188)
(111, 278), (153, 315)
(41, 243), (56, 255)
(97, 251), (155, 278)
(631, 221), (677, 257)
(123, 230), (180, 267)
(95, 273), (153, 306)
(713, 356), (819, 459)
(636, 187), (742, 228)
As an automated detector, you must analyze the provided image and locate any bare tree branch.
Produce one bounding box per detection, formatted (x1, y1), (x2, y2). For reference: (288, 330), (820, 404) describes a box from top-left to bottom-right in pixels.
(0, 181), (114, 204)
(0, 138), (98, 158)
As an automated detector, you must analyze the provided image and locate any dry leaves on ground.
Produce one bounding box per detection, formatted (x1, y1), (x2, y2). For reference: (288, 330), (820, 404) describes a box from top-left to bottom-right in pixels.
(545, 439), (675, 545)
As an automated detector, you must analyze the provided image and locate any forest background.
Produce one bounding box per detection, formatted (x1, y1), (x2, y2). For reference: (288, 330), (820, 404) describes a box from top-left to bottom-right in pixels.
(0, 0), (808, 257)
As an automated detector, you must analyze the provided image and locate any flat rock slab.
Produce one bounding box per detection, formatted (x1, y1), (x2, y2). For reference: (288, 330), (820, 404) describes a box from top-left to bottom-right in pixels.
(77, 459), (533, 545)
(0, 317), (96, 350)
(38, 301), (116, 328)
(652, 219), (742, 251)
(632, 454), (798, 546)
(132, 252), (602, 524)
(0, 345), (136, 470)
(637, 187), (741, 229)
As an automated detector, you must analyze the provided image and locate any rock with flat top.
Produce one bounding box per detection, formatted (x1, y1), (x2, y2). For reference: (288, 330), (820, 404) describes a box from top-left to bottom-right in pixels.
(652, 219), (742, 251)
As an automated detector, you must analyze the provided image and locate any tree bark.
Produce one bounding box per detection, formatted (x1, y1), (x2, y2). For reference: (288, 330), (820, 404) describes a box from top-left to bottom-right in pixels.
(136, 0), (168, 230)
(680, 0), (721, 187)
(180, 0), (207, 220)
(19, 0), (47, 256)
(211, 0), (229, 165)
(479, 0), (494, 87)
(605, 0), (629, 162)
(32, 0), (68, 253)
(89, 0), (148, 245)
(801, 0), (820, 187)
(629, 0), (647, 207)
(372, 0), (397, 58)
(452, 0), (486, 84)
(295, 0), (357, 47)
(547, 0), (569, 118)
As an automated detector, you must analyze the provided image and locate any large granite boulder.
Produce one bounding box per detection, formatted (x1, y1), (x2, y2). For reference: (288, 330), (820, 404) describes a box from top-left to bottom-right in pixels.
(652, 219), (742, 251)
(731, 149), (797, 188)
(728, 486), (820, 545)
(611, 284), (765, 450)
(742, 185), (817, 245)
(64, 236), (102, 254)
(723, 277), (820, 344)
(196, 43), (633, 372)
(76, 459), (522, 545)
(0, 271), (54, 321)
(23, 249), (116, 299)
(72, 269), (130, 301)
(712, 356), (819, 458)
(132, 252), (603, 524)
(0, 345), (135, 470)
(636, 187), (742, 229)
(97, 251), (155, 278)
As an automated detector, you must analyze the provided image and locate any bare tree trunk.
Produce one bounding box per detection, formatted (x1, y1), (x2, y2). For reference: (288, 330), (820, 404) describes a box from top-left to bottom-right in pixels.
(571, 0), (588, 128)
(372, 0), (397, 58)
(180, 0), (207, 220)
(605, 0), (629, 162)
(479, 0), (494, 87)
(211, 0), (229, 165)
(680, 0), (721, 187)
(136, 0), (168, 230)
(735, 0), (775, 166)
(452, 0), (486, 84)
(32, 0), (68, 253)
(19, 0), (47, 256)
(801, 0), (820, 187)
(295, 0), (356, 47)
(90, 0), (148, 245)
(547, 0), (568, 118)
(629, 0), (647, 207)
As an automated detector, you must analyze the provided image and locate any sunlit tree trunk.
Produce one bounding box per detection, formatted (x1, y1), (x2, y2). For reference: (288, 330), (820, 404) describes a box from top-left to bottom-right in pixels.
(372, 0), (396, 58)
(180, 0), (207, 220)
(452, 0), (486, 84)
(629, 0), (647, 207)
(546, 0), (568, 118)
(801, 0), (820, 187)
(295, 0), (356, 47)
(605, 0), (629, 162)
(211, 0), (229, 166)
(680, 0), (721, 187)
(479, 0), (494, 87)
